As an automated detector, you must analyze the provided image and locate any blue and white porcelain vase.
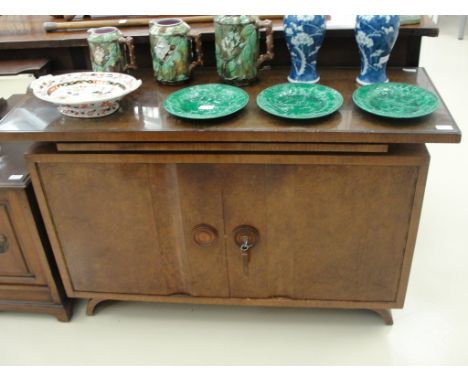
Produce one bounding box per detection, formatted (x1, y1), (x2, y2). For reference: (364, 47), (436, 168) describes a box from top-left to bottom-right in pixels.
(283, 15), (326, 83)
(355, 15), (400, 85)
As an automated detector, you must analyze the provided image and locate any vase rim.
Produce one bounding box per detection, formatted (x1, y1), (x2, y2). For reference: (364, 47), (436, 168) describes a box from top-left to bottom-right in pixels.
(152, 18), (183, 27)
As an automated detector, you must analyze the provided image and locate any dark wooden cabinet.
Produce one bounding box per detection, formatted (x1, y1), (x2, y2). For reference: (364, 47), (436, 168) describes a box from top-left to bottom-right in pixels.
(27, 144), (428, 321)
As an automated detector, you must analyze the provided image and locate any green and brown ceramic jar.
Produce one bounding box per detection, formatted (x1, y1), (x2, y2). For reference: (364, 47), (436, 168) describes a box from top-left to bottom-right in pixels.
(214, 15), (274, 86)
(87, 27), (137, 72)
(149, 18), (203, 85)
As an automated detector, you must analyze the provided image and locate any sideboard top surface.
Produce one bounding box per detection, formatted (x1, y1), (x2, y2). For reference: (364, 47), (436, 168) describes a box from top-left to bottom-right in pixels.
(0, 67), (461, 144)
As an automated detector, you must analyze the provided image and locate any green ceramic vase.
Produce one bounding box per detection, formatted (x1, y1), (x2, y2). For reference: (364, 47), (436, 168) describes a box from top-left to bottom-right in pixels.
(149, 18), (204, 85)
(87, 27), (137, 72)
(214, 15), (274, 86)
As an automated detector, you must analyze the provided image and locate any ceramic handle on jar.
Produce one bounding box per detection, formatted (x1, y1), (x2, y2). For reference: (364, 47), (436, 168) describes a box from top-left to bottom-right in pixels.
(255, 19), (274, 67)
(188, 32), (204, 74)
(119, 36), (137, 71)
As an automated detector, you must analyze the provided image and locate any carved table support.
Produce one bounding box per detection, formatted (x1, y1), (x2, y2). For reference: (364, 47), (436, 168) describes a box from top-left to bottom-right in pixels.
(86, 298), (107, 316)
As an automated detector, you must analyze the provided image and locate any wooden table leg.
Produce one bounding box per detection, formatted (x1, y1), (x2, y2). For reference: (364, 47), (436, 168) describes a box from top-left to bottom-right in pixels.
(53, 300), (73, 322)
(372, 309), (394, 325)
(86, 298), (107, 316)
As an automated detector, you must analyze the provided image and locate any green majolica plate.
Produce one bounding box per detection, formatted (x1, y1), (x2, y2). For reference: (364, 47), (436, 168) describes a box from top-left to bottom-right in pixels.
(256, 83), (343, 119)
(163, 84), (249, 119)
(352, 82), (439, 118)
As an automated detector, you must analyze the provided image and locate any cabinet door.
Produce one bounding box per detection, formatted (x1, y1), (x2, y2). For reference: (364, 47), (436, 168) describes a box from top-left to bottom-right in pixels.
(221, 163), (418, 302)
(37, 162), (229, 297)
(0, 202), (31, 277)
(0, 191), (46, 284)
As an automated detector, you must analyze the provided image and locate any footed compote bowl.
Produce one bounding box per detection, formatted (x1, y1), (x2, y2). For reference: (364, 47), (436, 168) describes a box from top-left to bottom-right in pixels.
(30, 72), (142, 118)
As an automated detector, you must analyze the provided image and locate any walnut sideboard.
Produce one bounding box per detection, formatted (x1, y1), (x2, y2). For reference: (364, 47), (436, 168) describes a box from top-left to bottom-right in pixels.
(0, 68), (461, 325)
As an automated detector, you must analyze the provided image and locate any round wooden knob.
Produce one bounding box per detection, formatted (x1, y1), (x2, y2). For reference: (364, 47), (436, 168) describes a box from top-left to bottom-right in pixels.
(192, 224), (218, 247)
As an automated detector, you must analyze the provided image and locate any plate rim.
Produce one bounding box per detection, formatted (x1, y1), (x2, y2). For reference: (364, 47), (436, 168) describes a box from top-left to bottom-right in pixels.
(256, 82), (344, 119)
(352, 82), (440, 119)
(163, 83), (250, 120)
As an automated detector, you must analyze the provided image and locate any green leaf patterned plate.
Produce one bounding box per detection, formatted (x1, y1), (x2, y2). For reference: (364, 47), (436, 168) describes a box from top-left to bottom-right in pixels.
(352, 83), (439, 118)
(163, 84), (249, 119)
(256, 83), (343, 119)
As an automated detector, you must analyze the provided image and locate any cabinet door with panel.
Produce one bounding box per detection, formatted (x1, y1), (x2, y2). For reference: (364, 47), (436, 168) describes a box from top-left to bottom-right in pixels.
(0, 190), (46, 285)
(220, 163), (418, 302)
(35, 162), (229, 297)
(0, 200), (32, 278)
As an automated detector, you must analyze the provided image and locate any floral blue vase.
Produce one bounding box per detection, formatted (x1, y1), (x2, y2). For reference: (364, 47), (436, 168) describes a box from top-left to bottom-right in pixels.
(355, 15), (400, 85)
(283, 15), (326, 83)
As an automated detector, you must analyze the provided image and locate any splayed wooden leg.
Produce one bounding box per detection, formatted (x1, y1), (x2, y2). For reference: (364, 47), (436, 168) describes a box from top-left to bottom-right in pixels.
(86, 298), (107, 316)
(372, 309), (393, 325)
(52, 300), (73, 322)
(0, 301), (73, 322)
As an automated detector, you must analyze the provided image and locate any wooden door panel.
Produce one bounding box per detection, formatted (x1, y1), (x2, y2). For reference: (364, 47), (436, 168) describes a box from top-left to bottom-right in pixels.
(0, 190), (47, 285)
(221, 164), (269, 298)
(0, 202), (31, 277)
(149, 164), (229, 297)
(38, 162), (169, 295)
(288, 164), (417, 301)
(222, 164), (418, 302)
(37, 162), (229, 297)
